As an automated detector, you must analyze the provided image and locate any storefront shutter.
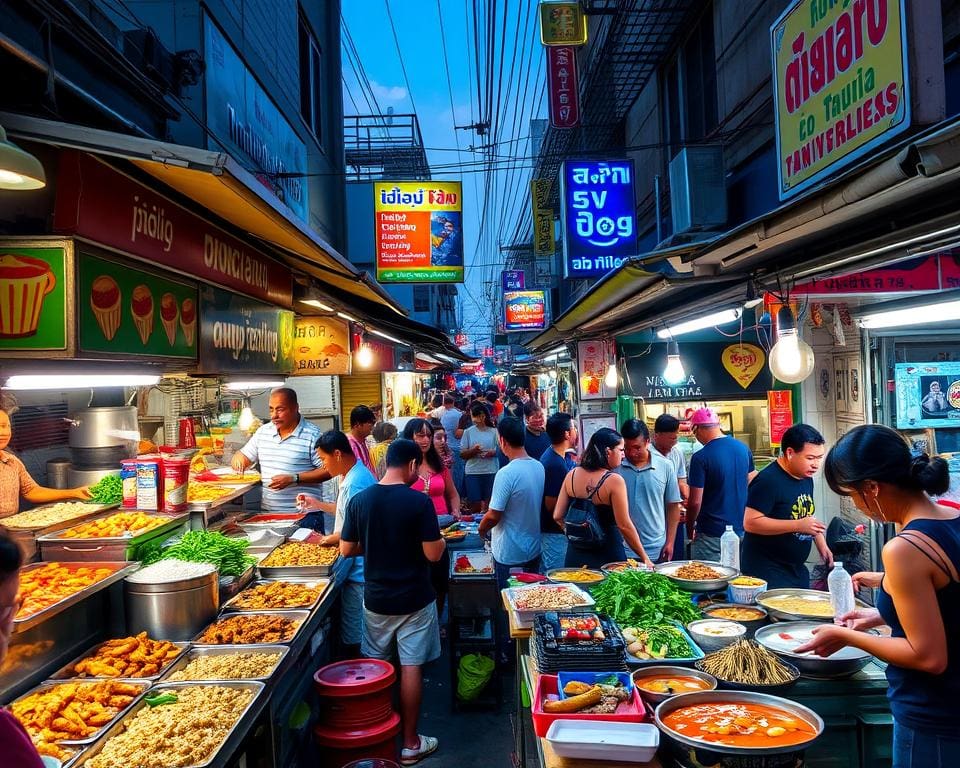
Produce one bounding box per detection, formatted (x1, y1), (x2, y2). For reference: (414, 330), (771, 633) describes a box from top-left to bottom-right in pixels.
(339, 372), (382, 427)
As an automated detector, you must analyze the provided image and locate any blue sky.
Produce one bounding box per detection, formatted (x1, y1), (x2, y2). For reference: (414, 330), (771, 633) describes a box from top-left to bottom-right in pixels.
(341, 0), (545, 350)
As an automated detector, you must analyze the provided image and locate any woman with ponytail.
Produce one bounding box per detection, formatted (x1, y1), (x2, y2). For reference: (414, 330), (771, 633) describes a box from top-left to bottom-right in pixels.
(794, 425), (960, 767)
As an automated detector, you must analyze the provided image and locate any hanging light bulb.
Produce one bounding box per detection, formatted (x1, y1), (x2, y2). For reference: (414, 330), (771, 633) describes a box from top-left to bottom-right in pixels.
(237, 399), (255, 430)
(769, 306), (815, 383)
(604, 361), (618, 389)
(356, 343), (374, 368)
(662, 340), (686, 385)
(549, 369), (558, 380)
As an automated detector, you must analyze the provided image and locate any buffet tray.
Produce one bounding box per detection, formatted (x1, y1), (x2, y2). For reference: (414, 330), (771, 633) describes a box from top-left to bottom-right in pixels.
(14, 561), (140, 634)
(449, 550), (495, 579)
(257, 553), (340, 579)
(1, 503), (120, 563)
(192, 609), (311, 646)
(188, 481), (258, 512)
(9, 678), (150, 745)
(48, 640), (190, 681)
(158, 644), (290, 683)
(221, 578), (330, 613)
(506, 583), (596, 623)
(37, 513), (188, 562)
(72, 680), (266, 768)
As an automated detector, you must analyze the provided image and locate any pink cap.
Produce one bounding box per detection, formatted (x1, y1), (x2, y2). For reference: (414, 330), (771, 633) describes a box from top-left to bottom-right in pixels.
(689, 407), (720, 427)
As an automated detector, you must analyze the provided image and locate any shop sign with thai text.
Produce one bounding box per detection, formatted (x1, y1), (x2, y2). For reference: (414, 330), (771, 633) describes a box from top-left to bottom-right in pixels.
(771, 0), (909, 199)
(503, 290), (546, 331)
(292, 317), (351, 376)
(793, 254), (960, 294)
(577, 339), (616, 401)
(501, 270), (525, 291)
(531, 179), (555, 256)
(547, 46), (580, 128)
(539, 2), (587, 45)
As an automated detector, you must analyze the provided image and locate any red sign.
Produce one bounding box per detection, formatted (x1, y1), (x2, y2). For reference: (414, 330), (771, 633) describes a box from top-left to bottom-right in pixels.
(768, 390), (794, 447)
(793, 254), (960, 296)
(547, 46), (580, 128)
(53, 151), (293, 307)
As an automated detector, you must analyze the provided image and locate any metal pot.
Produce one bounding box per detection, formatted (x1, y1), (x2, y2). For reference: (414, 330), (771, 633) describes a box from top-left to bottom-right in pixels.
(67, 406), (139, 449)
(754, 621), (873, 679)
(67, 466), (121, 487)
(46, 459), (71, 489)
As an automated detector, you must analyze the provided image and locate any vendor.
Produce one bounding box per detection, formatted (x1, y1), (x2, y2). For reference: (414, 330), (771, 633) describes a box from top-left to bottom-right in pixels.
(0, 410), (89, 519)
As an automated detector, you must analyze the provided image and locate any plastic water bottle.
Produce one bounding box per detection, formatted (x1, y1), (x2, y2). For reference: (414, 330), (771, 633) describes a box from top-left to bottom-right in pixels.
(828, 562), (855, 624)
(720, 525), (740, 571)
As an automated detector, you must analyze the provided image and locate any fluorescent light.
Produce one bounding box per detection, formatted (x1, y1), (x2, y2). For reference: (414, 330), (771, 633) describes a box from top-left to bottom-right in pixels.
(545, 345), (566, 356)
(656, 308), (741, 339)
(369, 328), (405, 345)
(4, 374), (160, 389)
(223, 379), (286, 391)
(337, 311), (356, 322)
(860, 298), (960, 329)
(300, 298), (334, 311)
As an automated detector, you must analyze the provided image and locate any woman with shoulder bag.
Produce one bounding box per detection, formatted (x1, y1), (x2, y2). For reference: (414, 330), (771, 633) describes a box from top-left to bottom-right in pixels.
(553, 428), (654, 569)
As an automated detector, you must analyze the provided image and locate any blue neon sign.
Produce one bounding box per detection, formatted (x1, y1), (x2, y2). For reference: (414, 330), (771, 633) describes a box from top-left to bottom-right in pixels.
(561, 159), (636, 278)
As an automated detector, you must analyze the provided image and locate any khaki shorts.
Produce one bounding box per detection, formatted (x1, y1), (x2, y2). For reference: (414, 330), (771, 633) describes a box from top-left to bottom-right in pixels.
(361, 602), (441, 666)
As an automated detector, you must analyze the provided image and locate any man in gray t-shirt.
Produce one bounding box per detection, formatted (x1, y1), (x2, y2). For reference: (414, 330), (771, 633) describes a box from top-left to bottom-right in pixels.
(615, 419), (682, 562)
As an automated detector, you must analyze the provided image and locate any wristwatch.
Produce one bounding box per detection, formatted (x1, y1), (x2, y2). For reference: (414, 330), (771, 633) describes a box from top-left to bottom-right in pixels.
(294, 473), (300, 484)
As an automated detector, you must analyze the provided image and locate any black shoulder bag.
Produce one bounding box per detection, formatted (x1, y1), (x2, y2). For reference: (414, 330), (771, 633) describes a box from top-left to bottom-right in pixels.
(563, 470), (613, 550)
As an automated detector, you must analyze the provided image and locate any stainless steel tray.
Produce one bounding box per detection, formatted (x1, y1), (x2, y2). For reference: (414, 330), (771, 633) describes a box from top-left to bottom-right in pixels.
(188, 481), (258, 512)
(158, 644), (289, 683)
(192, 609), (310, 646)
(0, 502), (118, 533)
(37, 512), (188, 545)
(257, 545), (340, 578)
(449, 549), (495, 579)
(49, 640), (190, 681)
(72, 680), (265, 768)
(221, 578), (329, 613)
(14, 561), (140, 634)
(8, 678), (150, 745)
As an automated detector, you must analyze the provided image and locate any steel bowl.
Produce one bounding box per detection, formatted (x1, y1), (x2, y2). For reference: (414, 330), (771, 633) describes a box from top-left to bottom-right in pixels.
(754, 621), (874, 679)
(686, 618), (747, 653)
(545, 567), (606, 587)
(756, 587), (870, 622)
(631, 665), (717, 705)
(654, 690), (823, 760)
(655, 560), (739, 593)
(600, 560), (652, 575)
(700, 602), (770, 638)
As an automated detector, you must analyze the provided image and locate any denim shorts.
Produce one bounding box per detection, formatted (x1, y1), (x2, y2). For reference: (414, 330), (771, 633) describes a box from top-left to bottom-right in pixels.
(465, 472), (495, 503)
(361, 602), (441, 666)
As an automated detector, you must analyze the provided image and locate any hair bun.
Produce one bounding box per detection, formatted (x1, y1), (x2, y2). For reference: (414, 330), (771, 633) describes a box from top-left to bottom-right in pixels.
(910, 453), (950, 495)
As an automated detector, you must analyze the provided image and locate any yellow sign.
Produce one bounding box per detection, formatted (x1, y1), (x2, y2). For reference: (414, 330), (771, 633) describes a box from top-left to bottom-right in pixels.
(531, 179), (555, 256)
(539, 2), (587, 46)
(722, 343), (766, 390)
(292, 316), (352, 376)
(771, 0), (909, 199)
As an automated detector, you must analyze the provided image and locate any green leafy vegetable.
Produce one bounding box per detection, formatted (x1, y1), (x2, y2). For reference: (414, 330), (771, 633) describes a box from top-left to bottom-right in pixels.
(592, 570), (700, 627)
(86, 474), (123, 505)
(144, 530), (255, 576)
(622, 624), (694, 658)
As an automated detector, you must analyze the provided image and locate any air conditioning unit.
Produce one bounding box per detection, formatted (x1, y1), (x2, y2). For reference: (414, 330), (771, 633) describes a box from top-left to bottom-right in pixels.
(669, 146), (727, 234)
(123, 29), (175, 90)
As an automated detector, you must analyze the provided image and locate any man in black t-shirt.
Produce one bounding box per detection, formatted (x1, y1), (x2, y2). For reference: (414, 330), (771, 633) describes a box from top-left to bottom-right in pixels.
(742, 424), (834, 589)
(341, 439), (444, 765)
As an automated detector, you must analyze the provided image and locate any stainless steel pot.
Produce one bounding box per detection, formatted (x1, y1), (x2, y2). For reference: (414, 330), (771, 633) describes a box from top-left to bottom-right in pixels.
(46, 458), (71, 489)
(754, 621), (873, 679)
(67, 466), (120, 487)
(67, 406), (139, 449)
(125, 570), (220, 642)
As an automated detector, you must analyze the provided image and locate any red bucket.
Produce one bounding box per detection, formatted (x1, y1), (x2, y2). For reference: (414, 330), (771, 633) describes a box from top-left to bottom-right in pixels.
(313, 712), (400, 768)
(313, 659), (396, 731)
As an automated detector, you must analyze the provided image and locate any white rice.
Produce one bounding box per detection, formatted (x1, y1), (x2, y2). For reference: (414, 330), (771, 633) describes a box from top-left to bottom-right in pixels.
(126, 558), (217, 583)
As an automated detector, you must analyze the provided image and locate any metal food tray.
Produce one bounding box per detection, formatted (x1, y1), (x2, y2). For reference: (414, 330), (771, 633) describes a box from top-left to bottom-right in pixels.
(8, 678), (150, 745)
(449, 550), (495, 579)
(0, 502), (119, 533)
(192, 609), (311, 646)
(72, 680), (266, 768)
(37, 513), (188, 550)
(48, 640), (190, 681)
(257, 548), (340, 578)
(13, 561), (140, 634)
(506, 583), (596, 623)
(221, 578), (329, 613)
(188, 481), (258, 512)
(158, 644), (290, 683)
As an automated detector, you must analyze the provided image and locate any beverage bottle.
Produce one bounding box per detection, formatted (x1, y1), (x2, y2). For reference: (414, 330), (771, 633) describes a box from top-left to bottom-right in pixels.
(828, 562), (855, 624)
(720, 525), (740, 571)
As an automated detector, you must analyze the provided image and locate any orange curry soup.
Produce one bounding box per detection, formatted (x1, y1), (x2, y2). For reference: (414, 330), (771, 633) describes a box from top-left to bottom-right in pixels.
(663, 702), (817, 748)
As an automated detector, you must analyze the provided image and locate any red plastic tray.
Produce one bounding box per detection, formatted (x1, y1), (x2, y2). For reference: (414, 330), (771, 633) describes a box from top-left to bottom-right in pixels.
(531, 673), (647, 738)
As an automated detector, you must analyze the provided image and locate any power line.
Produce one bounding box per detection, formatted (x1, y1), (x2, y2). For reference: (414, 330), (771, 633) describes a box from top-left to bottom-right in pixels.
(383, 0), (420, 119)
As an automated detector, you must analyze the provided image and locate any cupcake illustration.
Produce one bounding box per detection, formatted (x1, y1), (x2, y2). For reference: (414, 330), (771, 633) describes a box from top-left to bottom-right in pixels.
(180, 297), (196, 347)
(90, 275), (121, 341)
(0, 254), (56, 338)
(130, 284), (154, 344)
(160, 292), (179, 346)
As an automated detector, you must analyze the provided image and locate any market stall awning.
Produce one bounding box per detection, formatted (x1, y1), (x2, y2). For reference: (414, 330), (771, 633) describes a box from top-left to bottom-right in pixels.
(0, 112), (404, 314)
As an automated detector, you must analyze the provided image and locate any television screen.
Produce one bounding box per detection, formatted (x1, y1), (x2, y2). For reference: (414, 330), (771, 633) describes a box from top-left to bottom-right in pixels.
(894, 362), (960, 428)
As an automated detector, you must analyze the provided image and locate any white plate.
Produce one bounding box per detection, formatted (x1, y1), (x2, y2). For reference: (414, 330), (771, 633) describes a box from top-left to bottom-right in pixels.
(545, 720), (659, 762)
(758, 625), (870, 660)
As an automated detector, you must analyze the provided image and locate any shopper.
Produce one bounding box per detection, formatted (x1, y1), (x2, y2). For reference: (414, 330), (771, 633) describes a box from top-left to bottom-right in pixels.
(685, 407), (756, 561)
(369, 421), (398, 480)
(427, 394), (444, 419)
(794, 425), (960, 768)
(437, 395), (465, 494)
(615, 419), (682, 562)
(232, 387), (327, 514)
(341, 439), (444, 766)
(539, 413), (578, 571)
(460, 403), (498, 514)
(553, 428), (653, 569)
(0, 534), (44, 767)
(485, 389), (503, 421)
(651, 414), (690, 560)
(429, 419), (455, 471)
(296, 431), (376, 656)
(347, 405), (377, 474)
(522, 401), (551, 461)
(742, 424), (832, 588)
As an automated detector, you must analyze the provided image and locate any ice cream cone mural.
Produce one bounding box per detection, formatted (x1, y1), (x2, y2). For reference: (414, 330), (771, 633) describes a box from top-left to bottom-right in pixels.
(0, 254), (57, 338)
(131, 284), (155, 345)
(90, 275), (122, 341)
(180, 297), (196, 347)
(160, 292), (179, 346)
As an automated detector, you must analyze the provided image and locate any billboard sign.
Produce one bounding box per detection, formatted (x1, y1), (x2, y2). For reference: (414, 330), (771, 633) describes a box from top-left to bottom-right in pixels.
(503, 290), (546, 331)
(771, 0), (909, 199)
(292, 316), (351, 376)
(539, 2), (587, 46)
(547, 46), (580, 128)
(374, 182), (463, 283)
(561, 159), (636, 278)
(501, 270), (525, 291)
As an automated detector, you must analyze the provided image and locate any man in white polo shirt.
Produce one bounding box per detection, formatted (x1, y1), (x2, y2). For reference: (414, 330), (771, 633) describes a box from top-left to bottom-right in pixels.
(232, 387), (328, 516)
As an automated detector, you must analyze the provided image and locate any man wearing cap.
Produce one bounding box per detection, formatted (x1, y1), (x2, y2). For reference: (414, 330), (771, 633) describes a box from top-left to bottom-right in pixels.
(685, 407), (756, 561)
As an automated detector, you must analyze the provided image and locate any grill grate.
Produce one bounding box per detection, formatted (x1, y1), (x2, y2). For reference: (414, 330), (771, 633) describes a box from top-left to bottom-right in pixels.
(10, 403), (70, 452)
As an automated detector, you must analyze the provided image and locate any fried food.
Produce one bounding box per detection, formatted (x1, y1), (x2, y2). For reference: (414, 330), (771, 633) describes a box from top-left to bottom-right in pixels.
(197, 614), (299, 644)
(166, 651), (282, 681)
(230, 581), (323, 610)
(186, 484), (232, 503)
(35, 742), (77, 762)
(17, 563), (115, 619)
(85, 685), (254, 768)
(198, 473), (261, 484)
(549, 569), (604, 583)
(61, 512), (166, 539)
(67, 633), (181, 678)
(512, 585), (589, 611)
(11, 680), (143, 743)
(674, 562), (724, 580)
(260, 542), (338, 568)
(2, 502), (103, 530)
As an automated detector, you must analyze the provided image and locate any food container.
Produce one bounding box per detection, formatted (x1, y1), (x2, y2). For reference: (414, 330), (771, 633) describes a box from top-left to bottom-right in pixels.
(505, 583), (595, 623)
(1, 503), (117, 563)
(654, 560), (739, 593)
(37, 513), (187, 563)
(46, 458), (71, 489)
(754, 621), (874, 679)
(313, 658), (397, 731)
(701, 603), (769, 638)
(531, 673), (646, 737)
(49, 640), (190, 681)
(135, 458), (162, 511)
(124, 569), (220, 642)
(257, 554), (340, 579)
(237, 513), (304, 539)
(631, 665), (718, 705)
(654, 690), (823, 766)
(192, 609), (310, 646)
(449, 550), (494, 579)
(545, 568), (606, 588)
(220, 578), (329, 613)
(71, 680), (265, 768)
(694, 656), (800, 694)
(163, 456), (191, 512)
(67, 406), (139, 466)
(120, 461), (137, 508)
(756, 587), (869, 622)
(158, 644), (289, 683)
(686, 619), (747, 652)
(620, 620), (706, 667)
(545, 721), (659, 762)
(557, 671), (634, 699)
(728, 577), (768, 604)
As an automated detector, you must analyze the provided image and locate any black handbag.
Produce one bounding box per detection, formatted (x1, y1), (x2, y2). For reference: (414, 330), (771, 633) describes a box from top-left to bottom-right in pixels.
(564, 470), (612, 550)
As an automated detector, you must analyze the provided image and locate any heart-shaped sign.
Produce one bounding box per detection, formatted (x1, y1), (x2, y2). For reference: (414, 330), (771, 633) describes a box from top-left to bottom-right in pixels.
(722, 343), (766, 389)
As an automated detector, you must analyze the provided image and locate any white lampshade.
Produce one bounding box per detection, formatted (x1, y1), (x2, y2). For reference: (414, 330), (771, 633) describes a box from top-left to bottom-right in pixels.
(0, 126), (45, 190)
